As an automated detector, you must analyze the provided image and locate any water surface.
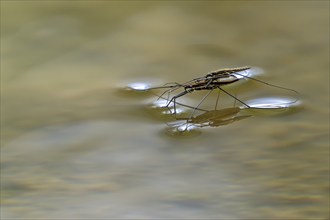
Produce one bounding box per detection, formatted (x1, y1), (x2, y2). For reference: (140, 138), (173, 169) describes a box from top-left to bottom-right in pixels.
(1, 1), (329, 219)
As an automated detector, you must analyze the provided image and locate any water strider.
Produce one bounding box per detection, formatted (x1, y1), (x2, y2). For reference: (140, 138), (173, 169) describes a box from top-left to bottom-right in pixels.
(146, 67), (253, 114)
(127, 66), (300, 132)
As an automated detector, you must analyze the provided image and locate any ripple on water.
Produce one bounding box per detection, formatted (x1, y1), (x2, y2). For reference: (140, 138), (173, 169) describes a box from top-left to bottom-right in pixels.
(242, 97), (302, 116)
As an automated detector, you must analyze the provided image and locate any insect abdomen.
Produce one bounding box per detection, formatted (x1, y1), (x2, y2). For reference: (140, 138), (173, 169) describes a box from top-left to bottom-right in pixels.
(206, 66), (250, 77)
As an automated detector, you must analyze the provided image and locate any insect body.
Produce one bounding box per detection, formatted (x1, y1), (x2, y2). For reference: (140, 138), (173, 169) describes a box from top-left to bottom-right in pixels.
(205, 66), (251, 79)
(161, 67), (251, 114)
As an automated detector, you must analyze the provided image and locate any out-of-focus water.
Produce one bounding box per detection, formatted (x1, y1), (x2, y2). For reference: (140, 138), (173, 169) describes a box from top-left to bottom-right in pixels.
(1, 1), (329, 219)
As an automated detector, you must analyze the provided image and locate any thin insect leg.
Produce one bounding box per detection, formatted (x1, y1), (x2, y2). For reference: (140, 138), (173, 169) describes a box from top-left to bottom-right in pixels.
(165, 86), (183, 105)
(232, 87), (240, 107)
(163, 82), (182, 87)
(215, 89), (221, 110)
(234, 73), (300, 100)
(158, 77), (211, 103)
(147, 84), (177, 90)
(150, 91), (208, 112)
(157, 89), (170, 100)
(184, 89), (213, 131)
(170, 119), (197, 131)
(166, 89), (192, 116)
(163, 83), (184, 101)
(157, 86), (181, 101)
(233, 91), (237, 107)
(217, 86), (250, 108)
(190, 89), (213, 119)
(205, 78), (216, 87)
(240, 73), (300, 105)
(152, 82), (186, 101)
(165, 89), (171, 104)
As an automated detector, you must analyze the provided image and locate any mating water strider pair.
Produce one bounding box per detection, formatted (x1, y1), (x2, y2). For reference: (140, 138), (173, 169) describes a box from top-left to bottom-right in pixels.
(128, 66), (300, 132)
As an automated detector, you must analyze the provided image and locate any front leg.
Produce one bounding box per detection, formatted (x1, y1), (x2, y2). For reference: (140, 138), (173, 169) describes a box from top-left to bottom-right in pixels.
(166, 88), (193, 116)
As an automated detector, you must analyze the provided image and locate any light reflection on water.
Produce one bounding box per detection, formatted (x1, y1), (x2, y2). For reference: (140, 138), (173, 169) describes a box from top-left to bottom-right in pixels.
(127, 82), (152, 91)
(245, 97), (300, 109)
(1, 1), (329, 219)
